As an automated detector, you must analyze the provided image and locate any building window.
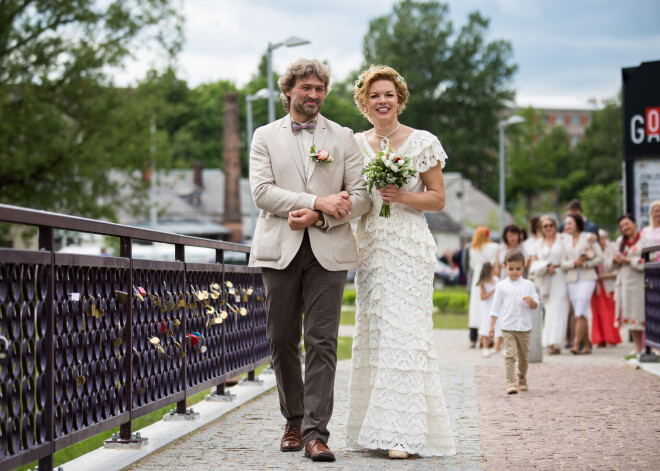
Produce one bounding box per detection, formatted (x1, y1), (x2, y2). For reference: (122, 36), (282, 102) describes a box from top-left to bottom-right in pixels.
(571, 115), (580, 125)
(570, 134), (581, 146)
(555, 114), (562, 125)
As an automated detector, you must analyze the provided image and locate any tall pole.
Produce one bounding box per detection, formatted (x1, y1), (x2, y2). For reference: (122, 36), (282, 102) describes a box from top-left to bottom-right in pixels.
(246, 98), (255, 235)
(267, 45), (275, 123)
(150, 118), (157, 228)
(499, 124), (505, 234)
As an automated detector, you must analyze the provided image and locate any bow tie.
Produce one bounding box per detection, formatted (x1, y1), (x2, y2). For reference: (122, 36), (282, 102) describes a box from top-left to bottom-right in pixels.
(291, 121), (316, 133)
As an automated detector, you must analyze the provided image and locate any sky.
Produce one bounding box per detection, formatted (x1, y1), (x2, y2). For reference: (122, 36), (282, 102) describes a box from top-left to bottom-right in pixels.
(115, 0), (660, 109)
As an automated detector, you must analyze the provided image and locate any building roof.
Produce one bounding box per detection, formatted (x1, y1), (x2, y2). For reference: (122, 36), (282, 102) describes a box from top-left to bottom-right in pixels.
(426, 211), (462, 232)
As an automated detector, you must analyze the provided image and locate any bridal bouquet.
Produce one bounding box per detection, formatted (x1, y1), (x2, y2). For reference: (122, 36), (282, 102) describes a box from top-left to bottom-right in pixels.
(362, 146), (416, 218)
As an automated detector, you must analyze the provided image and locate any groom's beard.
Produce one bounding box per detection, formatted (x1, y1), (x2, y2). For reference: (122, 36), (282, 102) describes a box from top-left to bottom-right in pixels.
(292, 98), (322, 117)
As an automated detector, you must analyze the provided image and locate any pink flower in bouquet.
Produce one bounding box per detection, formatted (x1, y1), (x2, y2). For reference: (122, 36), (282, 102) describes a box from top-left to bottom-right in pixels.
(318, 149), (329, 161)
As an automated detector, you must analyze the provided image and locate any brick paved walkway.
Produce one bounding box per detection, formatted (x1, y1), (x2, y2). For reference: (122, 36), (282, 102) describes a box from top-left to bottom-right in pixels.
(476, 364), (660, 471)
(117, 329), (659, 470)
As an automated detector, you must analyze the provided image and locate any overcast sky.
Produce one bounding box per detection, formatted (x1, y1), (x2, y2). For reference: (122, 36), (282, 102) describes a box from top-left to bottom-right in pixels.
(116, 0), (660, 109)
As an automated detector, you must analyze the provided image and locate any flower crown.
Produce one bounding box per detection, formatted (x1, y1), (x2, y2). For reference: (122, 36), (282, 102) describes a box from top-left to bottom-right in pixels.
(355, 66), (406, 89)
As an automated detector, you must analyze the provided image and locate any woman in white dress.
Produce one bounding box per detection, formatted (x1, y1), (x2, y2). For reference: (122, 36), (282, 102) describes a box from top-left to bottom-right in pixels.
(560, 214), (603, 355)
(530, 216), (569, 355)
(346, 65), (456, 460)
(613, 214), (647, 355)
(467, 226), (499, 347)
(640, 200), (660, 262)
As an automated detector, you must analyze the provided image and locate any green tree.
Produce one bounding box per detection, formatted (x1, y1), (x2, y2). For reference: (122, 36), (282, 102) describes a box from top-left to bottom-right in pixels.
(579, 182), (622, 231)
(506, 107), (573, 215)
(0, 0), (183, 219)
(362, 0), (517, 194)
(574, 101), (623, 187)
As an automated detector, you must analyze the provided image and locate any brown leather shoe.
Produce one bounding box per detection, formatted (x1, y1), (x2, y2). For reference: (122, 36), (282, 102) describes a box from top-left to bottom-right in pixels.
(280, 424), (303, 452)
(304, 439), (336, 462)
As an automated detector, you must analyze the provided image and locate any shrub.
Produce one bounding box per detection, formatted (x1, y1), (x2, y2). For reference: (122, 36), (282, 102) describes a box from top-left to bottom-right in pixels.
(343, 289), (356, 305)
(344, 288), (468, 314)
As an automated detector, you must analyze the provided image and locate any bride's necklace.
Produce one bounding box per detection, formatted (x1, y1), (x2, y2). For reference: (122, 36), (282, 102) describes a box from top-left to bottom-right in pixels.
(374, 123), (400, 150)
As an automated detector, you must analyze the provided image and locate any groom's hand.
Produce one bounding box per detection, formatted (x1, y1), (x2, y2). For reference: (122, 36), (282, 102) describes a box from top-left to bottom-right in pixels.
(288, 209), (318, 230)
(315, 193), (351, 219)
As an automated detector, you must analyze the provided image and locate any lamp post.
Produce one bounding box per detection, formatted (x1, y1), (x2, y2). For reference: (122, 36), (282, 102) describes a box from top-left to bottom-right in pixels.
(266, 36), (310, 123)
(498, 115), (525, 234)
(246, 88), (281, 235)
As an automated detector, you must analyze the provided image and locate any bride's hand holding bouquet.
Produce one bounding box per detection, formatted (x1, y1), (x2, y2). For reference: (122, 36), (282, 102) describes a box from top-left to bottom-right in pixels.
(361, 145), (415, 217)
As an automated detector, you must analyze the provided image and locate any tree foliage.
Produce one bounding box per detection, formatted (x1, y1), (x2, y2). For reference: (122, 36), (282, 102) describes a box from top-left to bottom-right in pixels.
(0, 0), (183, 219)
(362, 0), (517, 194)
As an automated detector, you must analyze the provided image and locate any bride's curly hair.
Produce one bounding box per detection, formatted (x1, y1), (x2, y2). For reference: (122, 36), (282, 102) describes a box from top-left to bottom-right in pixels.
(353, 64), (409, 123)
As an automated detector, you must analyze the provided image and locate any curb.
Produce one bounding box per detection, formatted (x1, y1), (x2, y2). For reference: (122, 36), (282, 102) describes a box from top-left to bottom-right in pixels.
(62, 373), (278, 471)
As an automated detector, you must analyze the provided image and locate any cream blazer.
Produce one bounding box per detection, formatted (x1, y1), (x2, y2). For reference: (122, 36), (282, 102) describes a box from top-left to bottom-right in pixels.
(560, 232), (603, 283)
(248, 114), (371, 271)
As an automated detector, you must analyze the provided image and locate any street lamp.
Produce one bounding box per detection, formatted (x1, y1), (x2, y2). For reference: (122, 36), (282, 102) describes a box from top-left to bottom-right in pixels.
(498, 115), (525, 234)
(266, 36), (310, 123)
(246, 88), (280, 235)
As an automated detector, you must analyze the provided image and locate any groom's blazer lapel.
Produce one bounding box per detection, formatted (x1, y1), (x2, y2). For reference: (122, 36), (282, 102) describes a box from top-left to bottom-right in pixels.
(308, 114), (328, 181)
(281, 116), (306, 182)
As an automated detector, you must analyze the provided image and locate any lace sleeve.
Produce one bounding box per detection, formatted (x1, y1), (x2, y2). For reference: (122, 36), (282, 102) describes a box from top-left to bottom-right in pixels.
(416, 133), (447, 173)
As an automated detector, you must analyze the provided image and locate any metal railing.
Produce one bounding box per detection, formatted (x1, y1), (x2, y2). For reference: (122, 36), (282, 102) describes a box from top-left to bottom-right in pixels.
(0, 204), (270, 471)
(643, 244), (660, 353)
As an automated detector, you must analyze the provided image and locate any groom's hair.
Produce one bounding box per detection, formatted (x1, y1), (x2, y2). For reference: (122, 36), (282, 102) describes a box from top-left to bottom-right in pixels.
(278, 59), (331, 112)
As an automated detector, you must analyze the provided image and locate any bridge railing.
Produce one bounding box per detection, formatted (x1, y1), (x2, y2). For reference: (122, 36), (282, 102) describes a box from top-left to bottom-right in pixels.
(643, 244), (660, 353)
(0, 204), (269, 471)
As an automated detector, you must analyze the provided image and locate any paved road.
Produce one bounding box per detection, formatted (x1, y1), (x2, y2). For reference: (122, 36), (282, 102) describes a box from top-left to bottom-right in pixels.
(125, 329), (660, 470)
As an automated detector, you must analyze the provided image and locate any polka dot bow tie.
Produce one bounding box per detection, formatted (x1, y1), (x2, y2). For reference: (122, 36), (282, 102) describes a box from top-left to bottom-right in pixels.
(291, 121), (316, 133)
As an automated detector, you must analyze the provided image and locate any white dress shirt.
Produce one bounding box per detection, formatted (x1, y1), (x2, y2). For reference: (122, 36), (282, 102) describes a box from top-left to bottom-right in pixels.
(490, 277), (539, 331)
(291, 116), (317, 209)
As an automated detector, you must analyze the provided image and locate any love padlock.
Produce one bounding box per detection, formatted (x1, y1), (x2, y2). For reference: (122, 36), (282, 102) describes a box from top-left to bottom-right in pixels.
(0, 336), (9, 365)
(75, 362), (86, 387)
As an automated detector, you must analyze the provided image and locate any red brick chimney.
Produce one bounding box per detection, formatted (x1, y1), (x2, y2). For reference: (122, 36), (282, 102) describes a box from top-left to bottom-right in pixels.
(193, 161), (203, 188)
(222, 92), (242, 243)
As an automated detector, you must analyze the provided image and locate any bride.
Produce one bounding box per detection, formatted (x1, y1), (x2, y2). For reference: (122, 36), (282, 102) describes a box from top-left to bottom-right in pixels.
(345, 65), (456, 459)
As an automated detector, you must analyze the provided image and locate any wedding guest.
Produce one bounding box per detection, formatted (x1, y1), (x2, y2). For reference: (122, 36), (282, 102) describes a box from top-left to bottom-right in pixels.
(476, 262), (501, 356)
(522, 216), (542, 259)
(530, 215), (569, 355)
(613, 214), (647, 356)
(560, 214), (602, 355)
(468, 226), (499, 348)
(591, 229), (621, 347)
(495, 224), (523, 278)
(560, 199), (599, 349)
(641, 200), (660, 262)
(489, 249), (539, 394)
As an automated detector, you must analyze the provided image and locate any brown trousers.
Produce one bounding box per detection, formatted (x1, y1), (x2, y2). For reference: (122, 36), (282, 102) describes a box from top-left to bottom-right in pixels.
(502, 330), (531, 388)
(261, 231), (346, 445)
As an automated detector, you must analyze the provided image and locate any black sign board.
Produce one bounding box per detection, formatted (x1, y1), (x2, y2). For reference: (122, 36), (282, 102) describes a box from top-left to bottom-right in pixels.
(622, 60), (660, 225)
(623, 60), (660, 158)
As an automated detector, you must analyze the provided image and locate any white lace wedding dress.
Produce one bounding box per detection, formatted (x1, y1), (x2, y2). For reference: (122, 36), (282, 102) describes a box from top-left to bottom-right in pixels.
(345, 130), (456, 457)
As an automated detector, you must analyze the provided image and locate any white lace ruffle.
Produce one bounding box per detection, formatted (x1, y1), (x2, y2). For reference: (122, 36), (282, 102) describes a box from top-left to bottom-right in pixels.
(346, 131), (456, 457)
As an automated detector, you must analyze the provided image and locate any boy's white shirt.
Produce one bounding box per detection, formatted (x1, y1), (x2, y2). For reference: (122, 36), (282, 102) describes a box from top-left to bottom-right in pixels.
(490, 277), (539, 331)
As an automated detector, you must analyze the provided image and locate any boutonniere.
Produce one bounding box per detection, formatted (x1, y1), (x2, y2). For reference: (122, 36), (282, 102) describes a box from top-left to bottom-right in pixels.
(309, 145), (333, 165)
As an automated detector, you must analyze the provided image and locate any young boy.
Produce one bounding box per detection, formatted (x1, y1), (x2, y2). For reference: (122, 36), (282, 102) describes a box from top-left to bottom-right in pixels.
(489, 249), (539, 394)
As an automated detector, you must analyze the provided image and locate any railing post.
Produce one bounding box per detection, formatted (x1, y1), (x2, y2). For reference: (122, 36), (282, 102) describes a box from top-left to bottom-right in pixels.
(175, 243), (187, 414)
(120, 236), (133, 440)
(38, 226), (54, 471)
(217, 249), (227, 385)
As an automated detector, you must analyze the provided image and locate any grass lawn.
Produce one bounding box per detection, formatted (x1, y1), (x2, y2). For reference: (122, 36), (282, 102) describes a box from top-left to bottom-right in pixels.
(341, 306), (467, 330)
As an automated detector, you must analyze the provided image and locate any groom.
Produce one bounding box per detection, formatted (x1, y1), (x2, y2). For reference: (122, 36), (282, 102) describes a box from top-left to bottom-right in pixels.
(249, 59), (370, 462)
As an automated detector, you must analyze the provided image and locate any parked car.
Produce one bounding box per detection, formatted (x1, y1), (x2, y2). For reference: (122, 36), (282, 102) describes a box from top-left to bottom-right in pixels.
(434, 260), (459, 287)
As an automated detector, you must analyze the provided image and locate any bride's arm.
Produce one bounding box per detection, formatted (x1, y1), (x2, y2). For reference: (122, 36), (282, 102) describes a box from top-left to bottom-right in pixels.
(378, 164), (445, 211)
